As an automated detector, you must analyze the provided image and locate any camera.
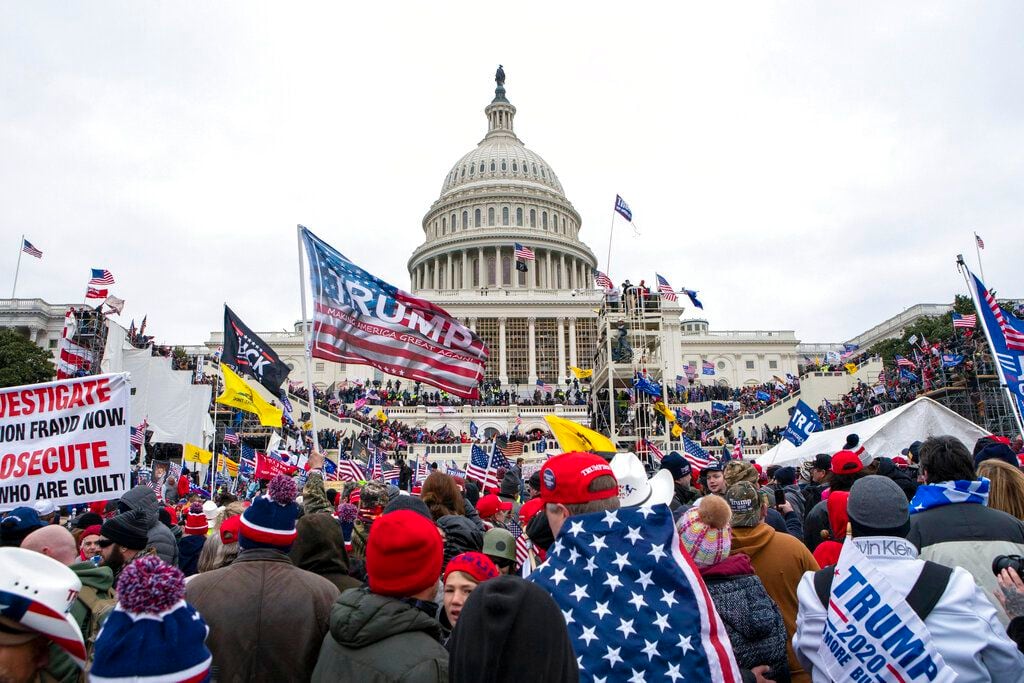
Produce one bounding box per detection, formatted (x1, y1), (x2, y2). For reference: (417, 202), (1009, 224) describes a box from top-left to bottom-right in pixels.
(992, 555), (1024, 577)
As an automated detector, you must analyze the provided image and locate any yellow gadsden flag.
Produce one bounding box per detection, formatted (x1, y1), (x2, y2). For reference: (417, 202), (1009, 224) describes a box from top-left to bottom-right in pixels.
(652, 401), (676, 422)
(845, 362), (858, 375)
(216, 363), (283, 427)
(544, 414), (617, 457)
(671, 423), (683, 438)
(569, 366), (593, 380)
(184, 443), (213, 465)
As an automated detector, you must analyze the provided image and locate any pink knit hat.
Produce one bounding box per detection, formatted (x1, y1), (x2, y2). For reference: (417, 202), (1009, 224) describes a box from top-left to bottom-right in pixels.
(678, 496), (732, 568)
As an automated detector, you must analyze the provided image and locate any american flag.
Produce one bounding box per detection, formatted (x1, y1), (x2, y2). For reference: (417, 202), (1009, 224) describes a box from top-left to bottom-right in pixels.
(301, 227), (488, 399)
(594, 270), (614, 290)
(223, 428), (240, 445)
(88, 268), (115, 286)
(21, 239), (42, 258)
(976, 233), (985, 249)
(367, 450), (383, 480)
(239, 444), (257, 475)
(732, 438), (743, 460)
(515, 533), (531, 568)
(642, 438), (665, 462)
(85, 287), (108, 300)
(466, 444), (492, 487)
(130, 419), (148, 449)
(894, 355), (917, 369)
(952, 312), (977, 329)
(682, 436), (713, 469)
(979, 276), (1024, 351)
(514, 243), (535, 261)
(530, 506), (742, 681)
(655, 274), (678, 302)
(536, 379), (553, 393)
(702, 360), (715, 375)
(614, 194), (633, 221)
(338, 458), (366, 482)
(499, 440), (524, 461)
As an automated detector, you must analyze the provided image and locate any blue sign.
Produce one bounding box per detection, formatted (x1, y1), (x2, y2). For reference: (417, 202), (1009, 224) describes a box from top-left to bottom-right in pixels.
(783, 399), (823, 447)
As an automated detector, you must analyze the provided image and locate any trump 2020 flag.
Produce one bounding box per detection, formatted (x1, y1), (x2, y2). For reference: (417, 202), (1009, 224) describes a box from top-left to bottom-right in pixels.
(300, 227), (489, 399)
(963, 266), (1024, 422)
(530, 505), (741, 682)
(783, 399), (823, 446)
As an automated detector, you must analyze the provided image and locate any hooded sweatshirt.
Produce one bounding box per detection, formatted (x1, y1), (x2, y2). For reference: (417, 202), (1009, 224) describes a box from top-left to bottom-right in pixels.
(47, 561), (116, 682)
(118, 485), (179, 565)
(290, 513), (362, 593)
(730, 522), (819, 683)
(312, 587), (448, 682)
(448, 575), (579, 682)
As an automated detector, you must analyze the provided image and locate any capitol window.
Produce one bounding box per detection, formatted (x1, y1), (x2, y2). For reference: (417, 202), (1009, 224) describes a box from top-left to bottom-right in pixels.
(769, 360), (778, 369)
(532, 163), (538, 175)
(501, 159), (507, 172)
(542, 212), (548, 229)
(745, 360), (755, 369)
(490, 161), (496, 172)
(451, 213), (456, 230)
(487, 257), (497, 286)
(516, 207), (523, 226)
(475, 209), (481, 227)
(530, 209), (536, 227)
(479, 162), (485, 173)
(488, 207), (495, 226)
(441, 217), (446, 234)
(462, 210), (468, 228)
(718, 361), (726, 370)
(502, 207), (510, 225)
(469, 164), (474, 175)
(512, 161), (518, 172)
(461, 167), (465, 178)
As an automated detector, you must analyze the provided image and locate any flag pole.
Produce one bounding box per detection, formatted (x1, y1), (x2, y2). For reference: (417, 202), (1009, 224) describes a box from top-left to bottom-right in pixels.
(296, 225), (322, 453)
(11, 234), (24, 298)
(956, 257), (1024, 435)
(974, 232), (987, 283)
(605, 209), (615, 279)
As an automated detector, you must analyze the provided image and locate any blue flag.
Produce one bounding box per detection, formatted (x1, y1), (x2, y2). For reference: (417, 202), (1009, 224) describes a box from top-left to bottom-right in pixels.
(900, 368), (918, 383)
(711, 401), (730, 414)
(633, 374), (662, 399)
(614, 194), (632, 221)
(755, 390), (771, 402)
(941, 353), (964, 368)
(469, 421), (478, 438)
(783, 399), (823, 447)
(964, 268), (1024, 421)
(683, 289), (704, 310)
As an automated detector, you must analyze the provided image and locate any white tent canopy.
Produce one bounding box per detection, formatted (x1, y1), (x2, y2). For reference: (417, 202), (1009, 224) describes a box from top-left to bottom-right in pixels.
(756, 397), (990, 469)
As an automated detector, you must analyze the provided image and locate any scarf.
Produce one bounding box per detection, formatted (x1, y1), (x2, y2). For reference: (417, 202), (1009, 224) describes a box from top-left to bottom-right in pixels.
(909, 477), (989, 514)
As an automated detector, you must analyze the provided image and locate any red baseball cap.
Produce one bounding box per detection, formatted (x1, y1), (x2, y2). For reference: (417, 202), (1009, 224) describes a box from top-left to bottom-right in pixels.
(539, 452), (617, 505)
(476, 494), (513, 519)
(518, 498), (544, 526)
(831, 450), (864, 475)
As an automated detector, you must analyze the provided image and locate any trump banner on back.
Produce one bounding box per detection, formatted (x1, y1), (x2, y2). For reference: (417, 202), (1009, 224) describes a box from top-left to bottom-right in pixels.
(0, 373), (131, 512)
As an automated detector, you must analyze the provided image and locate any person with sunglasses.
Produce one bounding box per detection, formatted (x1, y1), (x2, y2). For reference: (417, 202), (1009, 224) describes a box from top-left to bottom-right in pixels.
(97, 510), (154, 581)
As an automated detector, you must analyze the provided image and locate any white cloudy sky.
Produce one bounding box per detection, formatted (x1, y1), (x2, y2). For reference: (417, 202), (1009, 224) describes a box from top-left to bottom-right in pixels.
(3, 2), (1022, 346)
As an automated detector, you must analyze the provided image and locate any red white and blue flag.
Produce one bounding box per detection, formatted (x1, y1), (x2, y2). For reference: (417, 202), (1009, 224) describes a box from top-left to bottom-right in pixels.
(21, 239), (42, 258)
(594, 270), (614, 290)
(89, 268), (115, 286)
(337, 458), (366, 482)
(683, 436), (714, 470)
(614, 194), (633, 221)
(536, 379), (553, 394)
(894, 355), (917, 369)
(85, 287), (108, 300)
(514, 243), (535, 261)
(952, 312), (977, 329)
(223, 428), (240, 445)
(530, 505), (741, 681)
(300, 227), (489, 399)
(655, 274), (678, 302)
(130, 419), (148, 449)
(641, 438), (665, 462)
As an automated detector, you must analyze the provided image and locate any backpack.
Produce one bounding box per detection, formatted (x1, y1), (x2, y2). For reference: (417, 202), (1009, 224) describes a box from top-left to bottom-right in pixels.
(813, 560), (952, 621)
(77, 584), (117, 661)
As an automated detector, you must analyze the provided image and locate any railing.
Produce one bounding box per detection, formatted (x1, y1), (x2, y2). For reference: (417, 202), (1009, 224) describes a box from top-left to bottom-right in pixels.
(706, 390), (801, 439)
(408, 439), (557, 464)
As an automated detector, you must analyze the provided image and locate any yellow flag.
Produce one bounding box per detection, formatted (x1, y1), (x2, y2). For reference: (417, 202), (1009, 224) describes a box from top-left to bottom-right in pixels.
(217, 363), (283, 427)
(218, 454), (239, 477)
(653, 401), (676, 422)
(376, 410), (388, 422)
(184, 443), (213, 465)
(544, 414), (617, 456)
(845, 362), (858, 375)
(569, 366), (593, 380)
(671, 423), (683, 438)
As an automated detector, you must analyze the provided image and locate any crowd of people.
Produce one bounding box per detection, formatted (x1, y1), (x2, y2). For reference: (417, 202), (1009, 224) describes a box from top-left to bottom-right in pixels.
(6, 429), (1024, 681)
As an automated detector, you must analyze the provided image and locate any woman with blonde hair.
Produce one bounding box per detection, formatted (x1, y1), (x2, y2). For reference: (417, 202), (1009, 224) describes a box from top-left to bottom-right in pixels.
(977, 459), (1024, 521)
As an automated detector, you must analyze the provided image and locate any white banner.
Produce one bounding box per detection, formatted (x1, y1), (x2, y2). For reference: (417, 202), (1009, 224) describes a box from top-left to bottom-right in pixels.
(820, 538), (956, 683)
(0, 373), (131, 512)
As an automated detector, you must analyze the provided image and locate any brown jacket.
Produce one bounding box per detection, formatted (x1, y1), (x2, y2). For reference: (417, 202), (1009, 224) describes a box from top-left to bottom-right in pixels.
(730, 522), (819, 683)
(186, 548), (340, 683)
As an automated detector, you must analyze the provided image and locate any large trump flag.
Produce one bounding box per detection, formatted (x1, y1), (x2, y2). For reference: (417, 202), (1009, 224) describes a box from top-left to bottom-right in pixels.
(300, 227), (489, 399)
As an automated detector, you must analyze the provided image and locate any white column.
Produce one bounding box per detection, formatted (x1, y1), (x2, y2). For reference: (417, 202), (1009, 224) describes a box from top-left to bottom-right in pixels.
(477, 247), (484, 287)
(461, 249), (469, 290)
(559, 253), (566, 290)
(557, 317), (566, 383)
(496, 246), (504, 287)
(527, 317), (537, 384)
(568, 318), (578, 369)
(432, 259), (439, 289)
(512, 247), (519, 289)
(499, 318), (508, 384)
(546, 251), (553, 289)
(447, 253), (453, 290)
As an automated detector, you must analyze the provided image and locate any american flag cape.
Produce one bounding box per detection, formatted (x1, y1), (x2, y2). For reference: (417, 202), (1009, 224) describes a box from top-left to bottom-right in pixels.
(530, 505), (741, 682)
(300, 227), (489, 399)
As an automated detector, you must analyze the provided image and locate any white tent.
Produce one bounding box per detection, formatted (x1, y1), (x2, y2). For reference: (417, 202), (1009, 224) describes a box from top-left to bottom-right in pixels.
(756, 397), (990, 468)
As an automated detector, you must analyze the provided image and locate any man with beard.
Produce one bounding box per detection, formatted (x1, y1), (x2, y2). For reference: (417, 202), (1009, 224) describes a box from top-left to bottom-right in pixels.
(97, 509), (153, 581)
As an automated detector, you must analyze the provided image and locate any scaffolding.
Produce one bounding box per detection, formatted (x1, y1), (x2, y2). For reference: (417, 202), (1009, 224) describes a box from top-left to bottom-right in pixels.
(926, 379), (1020, 436)
(64, 306), (108, 377)
(590, 292), (673, 462)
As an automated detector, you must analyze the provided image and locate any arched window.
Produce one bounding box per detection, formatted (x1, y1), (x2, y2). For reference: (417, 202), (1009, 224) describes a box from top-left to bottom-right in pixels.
(501, 256), (511, 285)
(479, 162), (485, 173)
(530, 209), (536, 227)
(502, 207), (509, 225)
(469, 164), (475, 175)
(488, 207), (495, 226)
(500, 159), (507, 171)
(472, 258), (480, 287)
(487, 257), (497, 286)
(474, 209), (481, 227)
(516, 207), (523, 226)
(512, 161), (518, 172)
(462, 210), (468, 229)
(532, 163), (538, 175)
(441, 217), (446, 235)
(451, 213), (456, 231)
(460, 167), (465, 178)
(541, 167), (547, 178)
(490, 160), (496, 172)
(542, 212), (548, 229)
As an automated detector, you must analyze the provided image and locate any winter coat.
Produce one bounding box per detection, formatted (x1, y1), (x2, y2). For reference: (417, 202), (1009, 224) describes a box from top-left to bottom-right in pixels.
(289, 512), (362, 593)
(186, 548), (339, 682)
(908, 500), (1024, 625)
(312, 588), (448, 682)
(730, 523), (819, 683)
(671, 482), (700, 509)
(795, 536), (1024, 681)
(436, 515), (484, 568)
(46, 561), (116, 682)
(118, 485), (179, 565)
(177, 534), (206, 577)
(701, 554), (790, 681)
(802, 499), (829, 551)
(876, 457), (918, 501)
(781, 484), (805, 519)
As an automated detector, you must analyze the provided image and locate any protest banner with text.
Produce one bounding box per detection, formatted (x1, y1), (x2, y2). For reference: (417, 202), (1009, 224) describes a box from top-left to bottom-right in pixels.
(0, 373), (131, 512)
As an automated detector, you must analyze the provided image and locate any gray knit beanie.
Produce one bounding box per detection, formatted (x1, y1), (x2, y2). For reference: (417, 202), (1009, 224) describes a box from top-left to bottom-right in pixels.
(847, 475), (910, 538)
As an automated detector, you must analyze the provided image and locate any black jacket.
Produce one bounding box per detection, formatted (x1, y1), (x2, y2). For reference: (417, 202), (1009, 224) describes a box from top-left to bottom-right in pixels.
(177, 534), (205, 577)
(876, 458), (918, 501)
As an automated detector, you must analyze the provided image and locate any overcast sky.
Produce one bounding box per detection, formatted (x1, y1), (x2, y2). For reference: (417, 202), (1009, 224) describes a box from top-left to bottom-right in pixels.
(3, 2), (1022, 346)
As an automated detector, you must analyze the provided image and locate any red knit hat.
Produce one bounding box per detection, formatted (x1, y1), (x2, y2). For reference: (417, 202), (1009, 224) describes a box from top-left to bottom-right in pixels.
(219, 515), (241, 545)
(163, 506), (178, 527)
(540, 452), (617, 505)
(365, 510), (442, 598)
(183, 503), (209, 536)
(82, 524), (102, 538)
(443, 552), (499, 584)
(831, 450), (864, 475)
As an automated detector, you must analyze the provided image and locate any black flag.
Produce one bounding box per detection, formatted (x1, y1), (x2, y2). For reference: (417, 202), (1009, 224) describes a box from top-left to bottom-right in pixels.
(516, 261), (528, 272)
(222, 306), (291, 394)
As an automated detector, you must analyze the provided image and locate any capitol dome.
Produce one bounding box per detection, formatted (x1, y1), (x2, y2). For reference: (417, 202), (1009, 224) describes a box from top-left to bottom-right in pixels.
(408, 72), (597, 295)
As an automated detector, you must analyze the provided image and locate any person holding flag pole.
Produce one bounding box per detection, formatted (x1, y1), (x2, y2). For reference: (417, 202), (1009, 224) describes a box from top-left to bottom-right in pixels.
(296, 225), (322, 453)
